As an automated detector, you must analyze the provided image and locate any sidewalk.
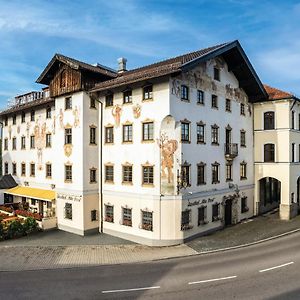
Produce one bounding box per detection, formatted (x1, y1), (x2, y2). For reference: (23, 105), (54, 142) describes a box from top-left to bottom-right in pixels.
(1, 211), (300, 271)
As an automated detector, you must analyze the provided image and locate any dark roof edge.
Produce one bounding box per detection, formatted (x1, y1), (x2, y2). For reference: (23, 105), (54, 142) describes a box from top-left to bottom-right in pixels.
(181, 40), (268, 100)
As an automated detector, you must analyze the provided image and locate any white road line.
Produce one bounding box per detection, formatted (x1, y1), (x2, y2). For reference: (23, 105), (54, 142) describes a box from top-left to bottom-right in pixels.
(259, 261), (294, 273)
(102, 286), (160, 294)
(188, 275), (237, 285)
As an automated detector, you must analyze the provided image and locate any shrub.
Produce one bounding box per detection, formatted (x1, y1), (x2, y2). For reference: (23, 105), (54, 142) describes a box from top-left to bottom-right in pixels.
(7, 220), (25, 239)
(23, 217), (38, 234)
(0, 223), (3, 240)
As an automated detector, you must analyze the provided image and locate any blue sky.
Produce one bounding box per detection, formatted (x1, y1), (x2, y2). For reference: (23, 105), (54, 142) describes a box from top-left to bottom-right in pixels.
(0, 0), (300, 108)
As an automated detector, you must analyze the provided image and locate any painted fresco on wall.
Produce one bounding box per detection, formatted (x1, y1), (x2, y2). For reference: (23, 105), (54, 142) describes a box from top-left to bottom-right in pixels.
(132, 104), (141, 119)
(64, 143), (73, 157)
(158, 115), (179, 195)
(8, 125), (12, 140)
(52, 115), (56, 134)
(73, 106), (80, 128)
(26, 122), (30, 137)
(17, 125), (20, 134)
(59, 108), (64, 129)
(34, 117), (47, 170)
(112, 104), (122, 127)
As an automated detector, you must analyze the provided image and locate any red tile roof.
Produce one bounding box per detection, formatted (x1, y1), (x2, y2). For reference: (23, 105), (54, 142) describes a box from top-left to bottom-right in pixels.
(264, 84), (293, 100)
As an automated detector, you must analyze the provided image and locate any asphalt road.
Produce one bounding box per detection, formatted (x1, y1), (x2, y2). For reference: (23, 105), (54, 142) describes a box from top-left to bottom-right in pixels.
(1, 231), (300, 300)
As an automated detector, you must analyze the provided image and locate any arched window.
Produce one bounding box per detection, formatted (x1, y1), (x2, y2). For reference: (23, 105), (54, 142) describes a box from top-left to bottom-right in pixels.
(264, 111), (275, 130)
(264, 143), (275, 162)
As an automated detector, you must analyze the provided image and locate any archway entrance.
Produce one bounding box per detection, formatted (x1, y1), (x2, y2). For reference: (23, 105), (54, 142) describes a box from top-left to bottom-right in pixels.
(224, 198), (233, 226)
(259, 177), (281, 214)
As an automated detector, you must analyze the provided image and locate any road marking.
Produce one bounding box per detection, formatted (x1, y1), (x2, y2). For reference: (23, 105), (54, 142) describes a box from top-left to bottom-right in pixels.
(188, 275), (237, 285)
(259, 261), (294, 273)
(102, 286), (160, 294)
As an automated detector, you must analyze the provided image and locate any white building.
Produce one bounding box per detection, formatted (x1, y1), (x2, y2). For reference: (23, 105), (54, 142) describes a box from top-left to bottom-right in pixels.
(1, 41), (273, 245)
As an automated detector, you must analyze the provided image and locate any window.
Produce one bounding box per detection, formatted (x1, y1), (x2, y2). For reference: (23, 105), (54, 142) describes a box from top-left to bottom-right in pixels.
(181, 165), (190, 187)
(12, 114), (16, 125)
(143, 166), (154, 185)
(292, 143), (295, 162)
(123, 165), (133, 183)
(197, 123), (205, 144)
(264, 144), (275, 162)
(181, 210), (191, 230)
(91, 210), (97, 221)
(21, 111), (26, 123)
(240, 162), (247, 180)
(46, 163), (52, 178)
(46, 107), (52, 119)
(181, 122), (190, 142)
(211, 95), (218, 108)
(214, 67), (220, 81)
(264, 111), (275, 130)
(211, 125), (219, 145)
(226, 99), (231, 112)
(90, 127), (96, 144)
(65, 97), (72, 110)
(198, 206), (207, 225)
(212, 162), (219, 184)
(142, 211), (153, 231)
(105, 205), (114, 222)
(30, 110), (35, 121)
(31, 199), (36, 206)
(30, 136), (35, 149)
(30, 163), (35, 177)
(123, 124), (133, 142)
(241, 197), (249, 213)
(12, 137), (16, 150)
(21, 163), (26, 176)
(181, 85), (189, 100)
(4, 162), (8, 175)
(46, 134), (52, 148)
(122, 208), (132, 226)
(105, 126), (114, 143)
(64, 203), (72, 220)
(90, 168), (97, 183)
(212, 203), (220, 221)
(90, 98), (96, 109)
(65, 128), (72, 144)
(142, 122), (154, 141)
(4, 138), (8, 151)
(12, 163), (16, 176)
(197, 90), (204, 104)
(105, 94), (113, 107)
(240, 103), (245, 116)
(4, 116), (8, 126)
(21, 136), (26, 149)
(240, 130), (246, 147)
(292, 111), (295, 129)
(143, 85), (153, 100)
(226, 163), (232, 181)
(65, 165), (72, 182)
(197, 163), (206, 185)
(123, 90), (132, 104)
(105, 165), (114, 182)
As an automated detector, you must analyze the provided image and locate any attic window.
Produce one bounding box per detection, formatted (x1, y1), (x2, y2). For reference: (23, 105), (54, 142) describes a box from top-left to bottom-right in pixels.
(214, 67), (220, 81)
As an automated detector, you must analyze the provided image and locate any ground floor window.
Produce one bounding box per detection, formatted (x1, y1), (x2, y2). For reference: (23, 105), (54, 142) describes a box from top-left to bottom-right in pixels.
(198, 206), (208, 225)
(122, 207), (132, 226)
(105, 205), (114, 222)
(212, 203), (220, 222)
(241, 197), (249, 213)
(91, 209), (97, 221)
(181, 210), (192, 230)
(141, 211), (153, 231)
(64, 203), (72, 220)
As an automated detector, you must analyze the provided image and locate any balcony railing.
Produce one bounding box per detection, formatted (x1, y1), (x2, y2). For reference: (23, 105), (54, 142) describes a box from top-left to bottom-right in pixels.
(224, 143), (238, 160)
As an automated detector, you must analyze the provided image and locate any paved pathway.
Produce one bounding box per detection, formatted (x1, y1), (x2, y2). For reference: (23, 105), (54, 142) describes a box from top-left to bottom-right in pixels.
(1, 211), (300, 271)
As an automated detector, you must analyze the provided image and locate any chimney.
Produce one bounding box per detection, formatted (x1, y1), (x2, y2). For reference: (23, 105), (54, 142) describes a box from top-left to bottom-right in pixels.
(118, 57), (127, 73)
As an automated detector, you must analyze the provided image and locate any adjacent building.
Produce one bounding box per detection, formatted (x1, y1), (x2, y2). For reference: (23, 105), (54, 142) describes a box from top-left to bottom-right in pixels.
(0, 40), (296, 246)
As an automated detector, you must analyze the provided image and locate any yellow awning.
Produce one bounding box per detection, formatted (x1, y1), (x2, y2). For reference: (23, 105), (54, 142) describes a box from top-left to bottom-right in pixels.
(5, 186), (56, 202)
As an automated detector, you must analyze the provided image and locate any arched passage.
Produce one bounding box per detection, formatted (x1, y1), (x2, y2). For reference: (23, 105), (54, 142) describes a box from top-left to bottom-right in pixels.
(259, 177), (281, 214)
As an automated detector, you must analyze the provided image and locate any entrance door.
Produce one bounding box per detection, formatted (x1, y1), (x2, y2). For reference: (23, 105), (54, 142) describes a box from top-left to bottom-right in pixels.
(39, 201), (44, 217)
(225, 199), (232, 226)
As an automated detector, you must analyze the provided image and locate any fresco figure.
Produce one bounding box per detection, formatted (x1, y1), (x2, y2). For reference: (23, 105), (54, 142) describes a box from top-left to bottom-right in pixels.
(112, 104), (122, 127)
(132, 104), (141, 119)
(59, 108), (64, 129)
(73, 106), (80, 128)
